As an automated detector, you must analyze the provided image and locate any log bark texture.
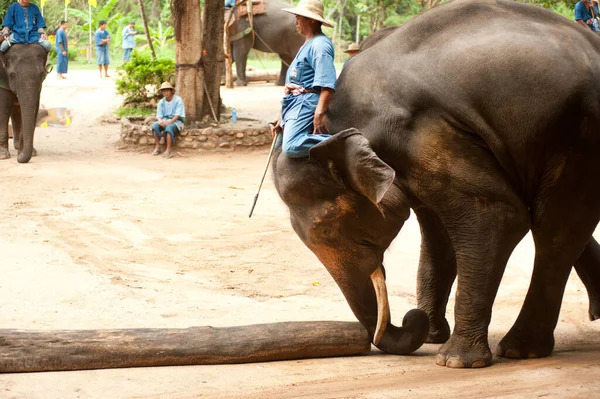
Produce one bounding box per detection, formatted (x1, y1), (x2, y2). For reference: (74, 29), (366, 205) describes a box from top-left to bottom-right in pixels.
(0, 321), (370, 373)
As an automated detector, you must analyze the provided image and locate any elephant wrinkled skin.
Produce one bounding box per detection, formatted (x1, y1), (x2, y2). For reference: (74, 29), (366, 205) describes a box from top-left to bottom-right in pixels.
(273, 0), (600, 368)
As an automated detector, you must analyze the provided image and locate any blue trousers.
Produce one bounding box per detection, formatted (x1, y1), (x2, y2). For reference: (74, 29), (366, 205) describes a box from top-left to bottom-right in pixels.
(56, 51), (68, 73)
(96, 45), (109, 65)
(281, 116), (330, 158)
(123, 48), (133, 62)
(152, 122), (179, 142)
(0, 34), (51, 52)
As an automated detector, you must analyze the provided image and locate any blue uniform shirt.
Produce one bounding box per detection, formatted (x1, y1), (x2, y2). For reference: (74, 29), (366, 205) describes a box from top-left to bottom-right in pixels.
(2, 2), (46, 44)
(575, 1), (593, 24)
(281, 33), (336, 122)
(95, 29), (110, 46)
(122, 25), (135, 49)
(55, 27), (67, 52)
(157, 94), (186, 130)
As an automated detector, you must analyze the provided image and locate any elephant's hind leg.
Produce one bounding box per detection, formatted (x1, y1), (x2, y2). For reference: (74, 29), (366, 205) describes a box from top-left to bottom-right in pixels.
(497, 152), (600, 359)
(574, 238), (600, 321)
(415, 207), (456, 343)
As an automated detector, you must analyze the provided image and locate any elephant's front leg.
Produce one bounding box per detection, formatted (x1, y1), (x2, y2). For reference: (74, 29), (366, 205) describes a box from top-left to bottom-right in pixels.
(414, 206), (456, 343)
(11, 103), (37, 156)
(436, 197), (529, 368)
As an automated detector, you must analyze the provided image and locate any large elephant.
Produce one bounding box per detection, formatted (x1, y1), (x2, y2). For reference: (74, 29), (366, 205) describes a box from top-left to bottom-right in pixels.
(273, 0), (600, 368)
(0, 44), (47, 163)
(227, 0), (304, 86)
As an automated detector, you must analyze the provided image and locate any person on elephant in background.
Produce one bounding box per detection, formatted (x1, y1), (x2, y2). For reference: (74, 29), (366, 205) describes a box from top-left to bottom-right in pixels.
(270, 0), (336, 158)
(95, 20), (111, 78)
(575, 0), (596, 31)
(0, 0), (51, 53)
(151, 82), (185, 159)
(343, 42), (360, 67)
(55, 20), (68, 79)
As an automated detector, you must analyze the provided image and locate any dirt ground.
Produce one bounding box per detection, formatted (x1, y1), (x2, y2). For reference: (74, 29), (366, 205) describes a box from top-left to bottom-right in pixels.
(0, 70), (599, 399)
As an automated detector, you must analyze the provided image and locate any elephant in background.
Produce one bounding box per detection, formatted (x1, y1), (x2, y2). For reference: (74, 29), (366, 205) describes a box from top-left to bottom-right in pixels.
(227, 0), (304, 86)
(273, 0), (600, 368)
(0, 44), (47, 163)
(359, 25), (398, 51)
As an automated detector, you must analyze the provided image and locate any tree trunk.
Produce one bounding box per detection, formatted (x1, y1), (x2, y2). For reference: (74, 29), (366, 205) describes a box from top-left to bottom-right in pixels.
(202, 0), (225, 120)
(151, 0), (161, 19)
(0, 322), (370, 372)
(138, 0), (157, 60)
(172, 0), (204, 124)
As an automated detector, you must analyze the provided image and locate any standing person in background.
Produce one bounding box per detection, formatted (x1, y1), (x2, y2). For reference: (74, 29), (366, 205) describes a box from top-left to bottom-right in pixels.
(55, 20), (68, 79)
(343, 43), (360, 67)
(95, 20), (111, 78)
(121, 21), (136, 63)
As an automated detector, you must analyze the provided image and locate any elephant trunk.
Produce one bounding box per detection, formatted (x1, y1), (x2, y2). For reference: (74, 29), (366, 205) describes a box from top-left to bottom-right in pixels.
(369, 265), (430, 354)
(16, 92), (39, 164)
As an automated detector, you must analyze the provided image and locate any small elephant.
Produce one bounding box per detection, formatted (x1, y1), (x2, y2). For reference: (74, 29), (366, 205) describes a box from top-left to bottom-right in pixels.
(273, 0), (600, 368)
(0, 44), (48, 163)
(227, 0), (303, 86)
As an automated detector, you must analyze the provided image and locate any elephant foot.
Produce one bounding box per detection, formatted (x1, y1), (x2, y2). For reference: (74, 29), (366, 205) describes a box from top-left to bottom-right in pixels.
(496, 327), (554, 359)
(424, 319), (450, 343)
(275, 79), (285, 86)
(435, 334), (492, 368)
(0, 148), (9, 159)
(235, 79), (248, 87)
(32, 147), (37, 157)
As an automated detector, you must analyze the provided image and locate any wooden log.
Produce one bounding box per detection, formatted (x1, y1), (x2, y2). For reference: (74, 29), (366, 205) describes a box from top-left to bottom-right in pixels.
(0, 321), (370, 373)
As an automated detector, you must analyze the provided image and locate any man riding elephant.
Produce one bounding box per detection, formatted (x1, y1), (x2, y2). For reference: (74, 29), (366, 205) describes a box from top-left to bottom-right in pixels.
(273, 0), (600, 368)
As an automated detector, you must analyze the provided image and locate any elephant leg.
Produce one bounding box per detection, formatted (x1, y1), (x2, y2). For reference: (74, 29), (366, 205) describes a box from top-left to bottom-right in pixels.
(435, 196), (528, 368)
(0, 91), (13, 159)
(232, 37), (251, 86)
(414, 206), (456, 343)
(11, 101), (21, 150)
(276, 58), (289, 86)
(11, 103), (37, 156)
(497, 158), (600, 359)
(574, 238), (600, 321)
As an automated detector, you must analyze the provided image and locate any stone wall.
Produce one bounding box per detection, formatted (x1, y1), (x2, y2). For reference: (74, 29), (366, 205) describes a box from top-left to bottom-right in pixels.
(119, 116), (273, 151)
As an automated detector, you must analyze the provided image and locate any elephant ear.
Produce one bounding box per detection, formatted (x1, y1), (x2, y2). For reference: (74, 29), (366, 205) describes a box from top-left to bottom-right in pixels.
(0, 54), (8, 91)
(309, 128), (395, 205)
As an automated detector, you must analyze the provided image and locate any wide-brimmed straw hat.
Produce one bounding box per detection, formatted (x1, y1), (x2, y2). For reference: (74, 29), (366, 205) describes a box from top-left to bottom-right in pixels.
(344, 43), (360, 53)
(282, 0), (334, 28)
(159, 82), (175, 91)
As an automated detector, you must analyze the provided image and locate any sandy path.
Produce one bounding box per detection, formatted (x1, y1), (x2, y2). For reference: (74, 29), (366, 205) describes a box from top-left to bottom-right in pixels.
(0, 71), (598, 398)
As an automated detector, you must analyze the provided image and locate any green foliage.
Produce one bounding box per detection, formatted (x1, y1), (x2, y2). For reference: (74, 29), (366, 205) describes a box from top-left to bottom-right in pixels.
(116, 104), (155, 118)
(115, 51), (175, 104)
(68, 0), (128, 56)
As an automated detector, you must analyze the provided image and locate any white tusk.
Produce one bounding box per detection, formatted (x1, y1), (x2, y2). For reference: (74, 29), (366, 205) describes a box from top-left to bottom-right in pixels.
(370, 266), (390, 346)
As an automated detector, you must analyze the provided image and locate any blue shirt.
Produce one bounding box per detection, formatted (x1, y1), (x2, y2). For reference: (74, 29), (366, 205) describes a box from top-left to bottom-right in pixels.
(157, 94), (186, 130)
(281, 34), (336, 122)
(575, 1), (593, 23)
(122, 25), (135, 49)
(2, 2), (46, 44)
(55, 27), (67, 52)
(225, 0), (236, 7)
(95, 28), (110, 47)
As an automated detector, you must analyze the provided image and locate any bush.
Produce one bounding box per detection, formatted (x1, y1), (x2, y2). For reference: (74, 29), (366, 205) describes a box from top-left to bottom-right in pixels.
(115, 51), (176, 104)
